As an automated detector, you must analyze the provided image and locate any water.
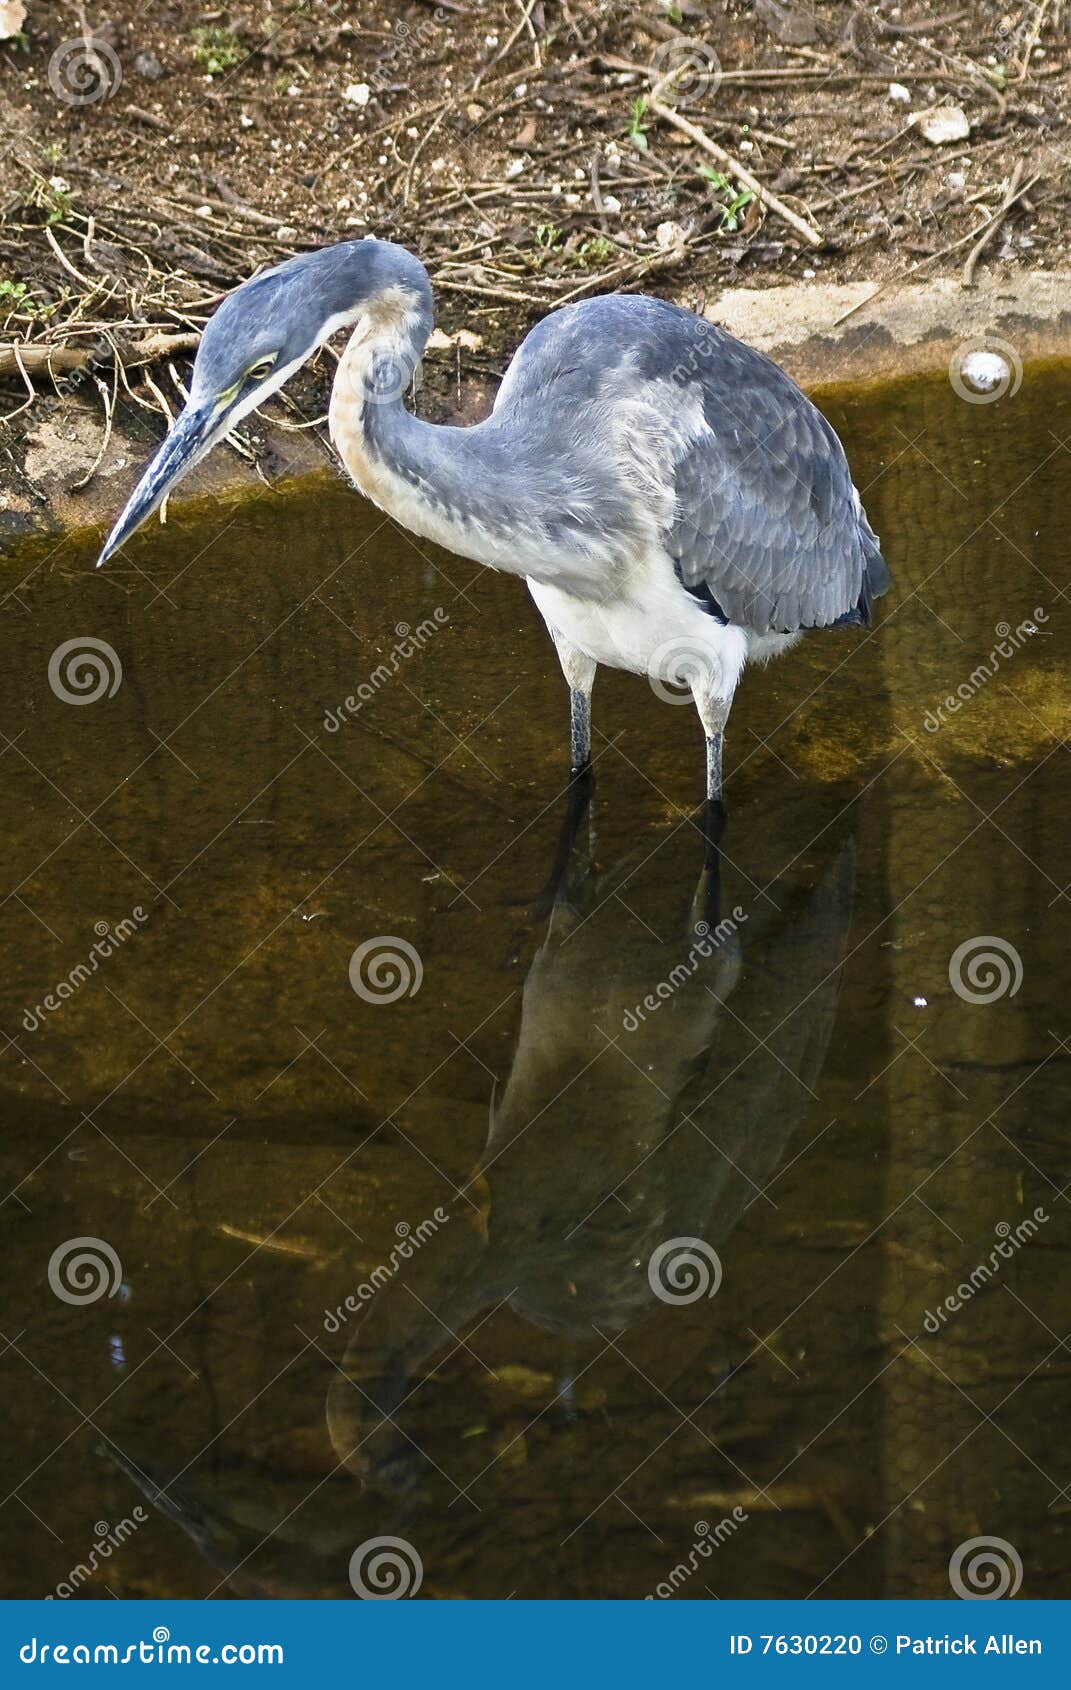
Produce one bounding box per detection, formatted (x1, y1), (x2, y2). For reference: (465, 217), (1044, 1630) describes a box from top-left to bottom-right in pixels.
(1, 364), (1069, 1600)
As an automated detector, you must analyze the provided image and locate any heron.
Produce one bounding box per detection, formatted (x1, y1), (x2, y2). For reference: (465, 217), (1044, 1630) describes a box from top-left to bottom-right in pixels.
(98, 238), (889, 808)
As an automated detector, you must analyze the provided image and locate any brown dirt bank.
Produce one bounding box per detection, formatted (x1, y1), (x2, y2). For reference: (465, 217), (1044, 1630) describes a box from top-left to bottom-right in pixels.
(2, 1), (1070, 535)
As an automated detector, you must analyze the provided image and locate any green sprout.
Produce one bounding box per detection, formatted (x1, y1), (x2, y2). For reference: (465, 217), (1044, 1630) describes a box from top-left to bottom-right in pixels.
(0, 278), (46, 320)
(191, 26), (242, 78)
(699, 166), (756, 232)
(626, 95), (650, 151)
(575, 235), (614, 265)
(721, 187), (756, 231)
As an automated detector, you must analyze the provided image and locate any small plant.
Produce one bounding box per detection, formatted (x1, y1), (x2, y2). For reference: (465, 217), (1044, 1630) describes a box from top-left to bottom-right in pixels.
(699, 166), (730, 191)
(28, 176), (72, 226)
(573, 235), (614, 266)
(535, 222), (564, 249)
(191, 25), (242, 77)
(0, 278), (46, 319)
(626, 95), (650, 151)
(720, 187), (755, 231)
(699, 165), (756, 232)
(42, 140), (64, 166)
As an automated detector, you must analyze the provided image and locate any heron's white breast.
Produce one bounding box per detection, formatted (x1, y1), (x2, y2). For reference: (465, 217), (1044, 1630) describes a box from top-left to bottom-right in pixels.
(527, 555), (750, 704)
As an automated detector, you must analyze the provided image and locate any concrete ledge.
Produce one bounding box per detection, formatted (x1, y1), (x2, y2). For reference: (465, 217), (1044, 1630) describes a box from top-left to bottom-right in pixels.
(707, 272), (1071, 389)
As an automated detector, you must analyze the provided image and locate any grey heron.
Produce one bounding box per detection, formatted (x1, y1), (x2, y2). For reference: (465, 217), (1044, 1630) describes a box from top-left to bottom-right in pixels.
(98, 238), (889, 805)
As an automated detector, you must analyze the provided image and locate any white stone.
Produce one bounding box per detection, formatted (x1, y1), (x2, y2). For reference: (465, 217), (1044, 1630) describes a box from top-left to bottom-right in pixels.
(961, 350), (1010, 393)
(913, 104), (970, 145)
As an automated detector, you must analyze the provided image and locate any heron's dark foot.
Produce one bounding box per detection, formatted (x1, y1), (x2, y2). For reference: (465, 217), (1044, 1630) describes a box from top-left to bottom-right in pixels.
(503, 762), (595, 926)
(694, 797), (726, 926)
(702, 795), (726, 857)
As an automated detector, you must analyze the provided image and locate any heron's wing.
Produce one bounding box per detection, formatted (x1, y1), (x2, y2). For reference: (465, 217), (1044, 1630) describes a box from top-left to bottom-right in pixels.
(665, 331), (889, 635)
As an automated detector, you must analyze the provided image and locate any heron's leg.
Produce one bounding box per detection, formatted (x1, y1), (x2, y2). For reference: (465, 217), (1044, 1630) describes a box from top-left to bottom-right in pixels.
(695, 694), (732, 807)
(705, 732), (725, 807)
(570, 687), (592, 776)
(692, 634), (745, 811)
(548, 631), (597, 778)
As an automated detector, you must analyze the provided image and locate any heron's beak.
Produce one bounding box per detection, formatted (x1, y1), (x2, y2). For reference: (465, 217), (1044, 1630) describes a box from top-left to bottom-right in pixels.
(96, 398), (227, 568)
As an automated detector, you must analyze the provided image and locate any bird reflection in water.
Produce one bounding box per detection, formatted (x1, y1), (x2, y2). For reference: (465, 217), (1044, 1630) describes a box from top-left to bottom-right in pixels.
(105, 787), (858, 1595)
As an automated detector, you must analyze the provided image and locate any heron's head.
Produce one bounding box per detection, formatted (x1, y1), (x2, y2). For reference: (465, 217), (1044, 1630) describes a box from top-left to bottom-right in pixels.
(97, 239), (432, 566)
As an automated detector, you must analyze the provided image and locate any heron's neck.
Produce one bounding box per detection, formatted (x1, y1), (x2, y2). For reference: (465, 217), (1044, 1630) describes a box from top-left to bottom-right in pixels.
(330, 312), (499, 566)
(329, 288), (615, 593)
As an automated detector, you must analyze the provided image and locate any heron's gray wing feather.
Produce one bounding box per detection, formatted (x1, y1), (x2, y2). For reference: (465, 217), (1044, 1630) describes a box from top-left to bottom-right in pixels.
(491, 294), (887, 631)
(667, 332), (888, 634)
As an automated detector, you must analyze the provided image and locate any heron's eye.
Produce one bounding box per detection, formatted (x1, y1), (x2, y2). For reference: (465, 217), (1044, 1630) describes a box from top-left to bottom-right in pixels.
(247, 358), (276, 383)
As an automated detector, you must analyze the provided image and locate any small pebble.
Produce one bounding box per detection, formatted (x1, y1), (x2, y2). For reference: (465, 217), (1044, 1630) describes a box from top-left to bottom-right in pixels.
(914, 104), (969, 145)
(961, 350), (1010, 393)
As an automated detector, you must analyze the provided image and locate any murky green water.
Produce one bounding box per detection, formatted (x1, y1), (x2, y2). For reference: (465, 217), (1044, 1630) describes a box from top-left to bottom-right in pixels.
(1, 363), (1069, 1599)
